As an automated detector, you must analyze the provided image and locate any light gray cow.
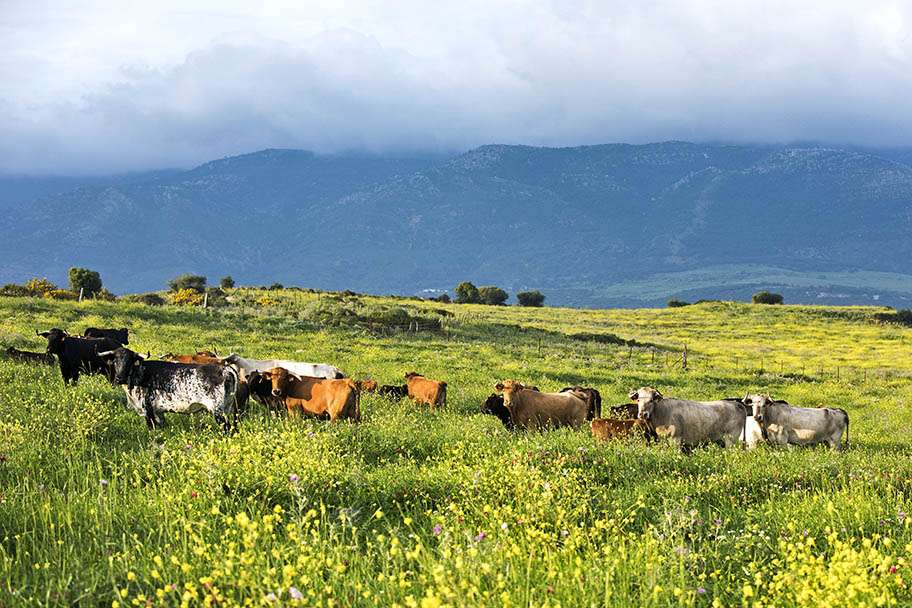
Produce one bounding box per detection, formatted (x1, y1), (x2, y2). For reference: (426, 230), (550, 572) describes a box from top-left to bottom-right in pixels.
(628, 387), (747, 450)
(222, 354), (345, 381)
(743, 394), (848, 450)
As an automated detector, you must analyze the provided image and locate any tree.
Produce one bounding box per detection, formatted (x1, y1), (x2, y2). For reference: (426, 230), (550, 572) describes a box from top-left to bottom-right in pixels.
(168, 274), (207, 293)
(68, 267), (102, 296)
(269, 282), (284, 290)
(454, 281), (480, 304)
(24, 277), (57, 297)
(478, 285), (509, 306)
(752, 291), (784, 305)
(667, 299), (689, 308)
(435, 293), (451, 303)
(219, 276), (235, 289)
(517, 290), (545, 307)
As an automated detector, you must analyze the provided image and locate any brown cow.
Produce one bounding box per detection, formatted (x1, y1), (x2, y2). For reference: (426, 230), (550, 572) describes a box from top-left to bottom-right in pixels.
(355, 379), (378, 393)
(494, 380), (588, 431)
(161, 352), (222, 365)
(405, 372), (447, 408)
(261, 367), (360, 422)
(591, 418), (656, 442)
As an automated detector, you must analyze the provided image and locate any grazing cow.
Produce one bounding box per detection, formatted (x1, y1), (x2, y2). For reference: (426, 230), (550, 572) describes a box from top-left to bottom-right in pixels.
(5, 346), (55, 365)
(405, 372), (447, 408)
(245, 371), (284, 413)
(222, 354), (345, 380)
(590, 418), (656, 442)
(83, 327), (129, 345)
(607, 403), (639, 419)
(260, 367), (360, 422)
(560, 386), (602, 420)
(629, 387), (746, 450)
(494, 380), (588, 431)
(162, 352), (223, 365)
(481, 393), (514, 430)
(378, 384), (408, 399)
(743, 394), (848, 450)
(355, 379), (378, 393)
(98, 347), (240, 430)
(37, 328), (120, 385)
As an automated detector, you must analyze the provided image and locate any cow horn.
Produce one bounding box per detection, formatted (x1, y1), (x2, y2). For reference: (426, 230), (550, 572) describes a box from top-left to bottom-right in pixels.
(97, 350), (116, 357)
(138, 352), (149, 360)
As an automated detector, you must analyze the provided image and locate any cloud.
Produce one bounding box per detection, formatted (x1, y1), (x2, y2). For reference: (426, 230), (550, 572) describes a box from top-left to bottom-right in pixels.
(1, 0), (911, 174)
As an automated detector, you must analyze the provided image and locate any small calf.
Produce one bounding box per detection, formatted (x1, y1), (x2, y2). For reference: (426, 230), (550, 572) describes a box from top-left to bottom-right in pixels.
(378, 384), (408, 399)
(355, 379), (378, 393)
(405, 372), (447, 408)
(591, 418), (656, 442)
(481, 393), (514, 430)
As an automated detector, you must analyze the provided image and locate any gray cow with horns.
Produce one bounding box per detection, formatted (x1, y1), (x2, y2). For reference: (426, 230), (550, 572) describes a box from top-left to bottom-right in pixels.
(628, 387), (747, 450)
(742, 394), (848, 450)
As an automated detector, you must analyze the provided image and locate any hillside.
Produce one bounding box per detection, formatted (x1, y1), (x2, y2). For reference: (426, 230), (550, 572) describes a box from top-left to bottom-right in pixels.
(1, 293), (912, 605)
(3, 142), (912, 307)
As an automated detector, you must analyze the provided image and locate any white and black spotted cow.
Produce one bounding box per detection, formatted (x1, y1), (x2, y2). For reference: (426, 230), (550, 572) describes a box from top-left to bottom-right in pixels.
(98, 347), (240, 431)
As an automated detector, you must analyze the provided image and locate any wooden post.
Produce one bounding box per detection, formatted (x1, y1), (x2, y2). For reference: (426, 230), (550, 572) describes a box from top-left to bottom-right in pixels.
(78, 287), (84, 302)
(538, 338), (542, 357)
(682, 344), (687, 371)
(651, 349), (655, 365)
(628, 346), (633, 366)
(836, 366), (840, 381)
(203, 292), (208, 308)
(863, 368), (867, 383)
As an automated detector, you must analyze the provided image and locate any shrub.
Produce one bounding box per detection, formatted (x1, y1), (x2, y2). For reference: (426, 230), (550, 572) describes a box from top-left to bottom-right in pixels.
(94, 288), (117, 302)
(171, 288), (204, 306)
(135, 293), (165, 306)
(0, 283), (31, 297)
(478, 286), (509, 306)
(203, 287), (228, 308)
(269, 283), (284, 291)
(667, 299), (690, 308)
(168, 274), (207, 293)
(24, 277), (58, 296)
(68, 267), (102, 296)
(219, 276), (235, 289)
(873, 309), (912, 326)
(363, 305), (411, 328)
(752, 291), (784, 305)
(435, 293), (451, 303)
(516, 290), (545, 307)
(454, 282), (480, 304)
(44, 289), (78, 301)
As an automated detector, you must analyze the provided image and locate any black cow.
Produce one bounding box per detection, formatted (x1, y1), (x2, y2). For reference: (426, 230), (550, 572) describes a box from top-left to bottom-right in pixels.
(245, 371), (284, 413)
(481, 393), (514, 430)
(97, 347), (239, 431)
(560, 386), (602, 420)
(378, 384), (408, 399)
(84, 327), (129, 345)
(37, 328), (120, 385)
(5, 346), (55, 365)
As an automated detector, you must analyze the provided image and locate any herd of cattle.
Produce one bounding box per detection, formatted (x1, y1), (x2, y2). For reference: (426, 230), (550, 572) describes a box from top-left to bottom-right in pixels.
(4, 326), (849, 450)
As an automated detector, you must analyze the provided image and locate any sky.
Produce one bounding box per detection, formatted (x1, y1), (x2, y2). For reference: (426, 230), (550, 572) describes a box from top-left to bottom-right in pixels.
(1, 0), (911, 174)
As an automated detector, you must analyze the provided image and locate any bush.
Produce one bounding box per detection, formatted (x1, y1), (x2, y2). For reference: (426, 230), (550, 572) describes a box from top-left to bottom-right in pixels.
(363, 305), (411, 327)
(873, 309), (912, 326)
(44, 289), (78, 301)
(667, 299), (690, 308)
(435, 293), (451, 303)
(204, 287), (228, 308)
(269, 283), (284, 291)
(219, 276), (235, 289)
(134, 293), (165, 306)
(0, 283), (31, 297)
(68, 267), (102, 296)
(24, 277), (58, 297)
(94, 288), (117, 302)
(168, 274), (207, 293)
(454, 282), (480, 304)
(516, 290), (545, 307)
(752, 291), (784, 305)
(478, 286), (509, 306)
(171, 288), (204, 306)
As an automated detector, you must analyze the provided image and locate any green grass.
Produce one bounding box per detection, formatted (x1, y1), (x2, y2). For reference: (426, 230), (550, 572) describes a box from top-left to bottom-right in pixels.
(2, 292), (912, 607)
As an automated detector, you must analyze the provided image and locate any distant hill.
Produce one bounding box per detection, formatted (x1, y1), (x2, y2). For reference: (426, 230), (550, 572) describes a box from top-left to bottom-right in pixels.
(3, 142), (912, 308)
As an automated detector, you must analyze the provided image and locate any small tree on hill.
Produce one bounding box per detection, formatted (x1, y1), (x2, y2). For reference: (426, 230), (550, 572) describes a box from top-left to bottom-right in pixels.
(478, 286), (509, 306)
(168, 274), (207, 293)
(752, 291), (784, 305)
(667, 299), (689, 308)
(517, 290), (545, 307)
(435, 293), (451, 303)
(454, 281), (480, 304)
(219, 276), (235, 289)
(68, 267), (102, 296)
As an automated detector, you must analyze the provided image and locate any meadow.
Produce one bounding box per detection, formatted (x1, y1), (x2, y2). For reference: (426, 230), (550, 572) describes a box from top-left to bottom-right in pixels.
(2, 290), (912, 607)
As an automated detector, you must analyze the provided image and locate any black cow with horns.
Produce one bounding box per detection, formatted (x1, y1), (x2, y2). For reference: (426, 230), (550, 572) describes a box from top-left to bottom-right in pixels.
(37, 328), (120, 385)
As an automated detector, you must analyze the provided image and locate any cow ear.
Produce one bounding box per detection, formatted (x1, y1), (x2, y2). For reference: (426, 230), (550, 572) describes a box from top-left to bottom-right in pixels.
(37, 330), (50, 338)
(494, 382), (504, 391)
(653, 389), (663, 400)
(628, 390), (639, 400)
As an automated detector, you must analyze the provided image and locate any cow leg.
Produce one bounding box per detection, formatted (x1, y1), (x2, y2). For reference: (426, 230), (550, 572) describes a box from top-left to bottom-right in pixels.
(214, 411), (234, 434)
(143, 398), (163, 430)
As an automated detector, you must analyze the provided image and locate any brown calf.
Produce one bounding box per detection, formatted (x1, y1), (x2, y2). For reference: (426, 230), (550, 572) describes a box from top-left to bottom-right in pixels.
(262, 367), (360, 421)
(591, 418), (656, 442)
(355, 379), (378, 393)
(405, 372), (447, 408)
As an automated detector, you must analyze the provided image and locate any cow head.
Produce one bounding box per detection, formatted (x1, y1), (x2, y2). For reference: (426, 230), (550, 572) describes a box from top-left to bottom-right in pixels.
(261, 367), (292, 398)
(743, 394), (774, 422)
(97, 347), (146, 388)
(629, 387), (662, 420)
(494, 380), (526, 407)
(37, 328), (68, 355)
(404, 371), (421, 380)
(356, 379), (378, 393)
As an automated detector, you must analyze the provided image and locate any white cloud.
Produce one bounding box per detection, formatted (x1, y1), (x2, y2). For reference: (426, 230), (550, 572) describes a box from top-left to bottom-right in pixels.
(1, 0), (911, 173)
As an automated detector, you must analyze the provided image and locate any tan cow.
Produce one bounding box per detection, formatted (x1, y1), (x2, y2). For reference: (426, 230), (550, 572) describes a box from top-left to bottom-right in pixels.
(355, 379), (378, 393)
(591, 418), (656, 442)
(494, 380), (588, 431)
(261, 367), (360, 422)
(161, 352), (222, 365)
(405, 372), (447, 408)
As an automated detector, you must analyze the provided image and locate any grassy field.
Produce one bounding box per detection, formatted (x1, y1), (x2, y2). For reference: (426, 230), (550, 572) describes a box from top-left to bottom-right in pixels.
(2, 291), (912, 607)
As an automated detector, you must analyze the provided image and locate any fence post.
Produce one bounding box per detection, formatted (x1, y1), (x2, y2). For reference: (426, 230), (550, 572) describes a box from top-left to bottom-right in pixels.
(538, 338), (542, 357)
(203, 292), (208, 309)
(682, 344), (688, 371)
(78, 287), (84, 302)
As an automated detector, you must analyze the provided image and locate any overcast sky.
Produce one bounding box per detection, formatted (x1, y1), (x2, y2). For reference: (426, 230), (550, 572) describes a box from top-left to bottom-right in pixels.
(1, 0), (911, 174)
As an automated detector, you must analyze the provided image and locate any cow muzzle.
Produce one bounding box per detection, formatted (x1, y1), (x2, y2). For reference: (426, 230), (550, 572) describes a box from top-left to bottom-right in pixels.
(272, 389), (283, 397)
(639, 411), (651, 421)
(754, 414), (763, 422)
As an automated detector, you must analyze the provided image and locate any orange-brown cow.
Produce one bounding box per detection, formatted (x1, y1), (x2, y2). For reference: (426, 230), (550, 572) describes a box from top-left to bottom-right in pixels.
(591, 418), (656, 442)
(261, 367), (360, 421)
(355, 379), (378, 393)
(404, 372), (447, 408)
(161, 352), (222, 365)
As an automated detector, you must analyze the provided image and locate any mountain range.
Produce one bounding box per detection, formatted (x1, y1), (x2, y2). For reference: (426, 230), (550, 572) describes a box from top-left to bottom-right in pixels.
(3, 141), (912, 308)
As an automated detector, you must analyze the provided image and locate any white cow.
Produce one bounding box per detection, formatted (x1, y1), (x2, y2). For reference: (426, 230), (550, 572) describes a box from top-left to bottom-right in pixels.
(629, 387), (746, 451)
(741, 414), (765, 448)
(222, 354), (344, 381)
(743, 394), (848, 450)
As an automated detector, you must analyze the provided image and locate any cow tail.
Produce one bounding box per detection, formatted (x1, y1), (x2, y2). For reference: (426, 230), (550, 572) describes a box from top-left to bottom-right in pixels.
(225, 366), (240, 413)
(438, 383), (447, 408)
(742, 404), (748, 450)
(840, 409), (849, 449)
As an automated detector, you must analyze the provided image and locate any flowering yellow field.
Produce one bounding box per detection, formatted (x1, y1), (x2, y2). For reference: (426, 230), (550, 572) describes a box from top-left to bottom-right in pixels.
(1, 291), (911, 607)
